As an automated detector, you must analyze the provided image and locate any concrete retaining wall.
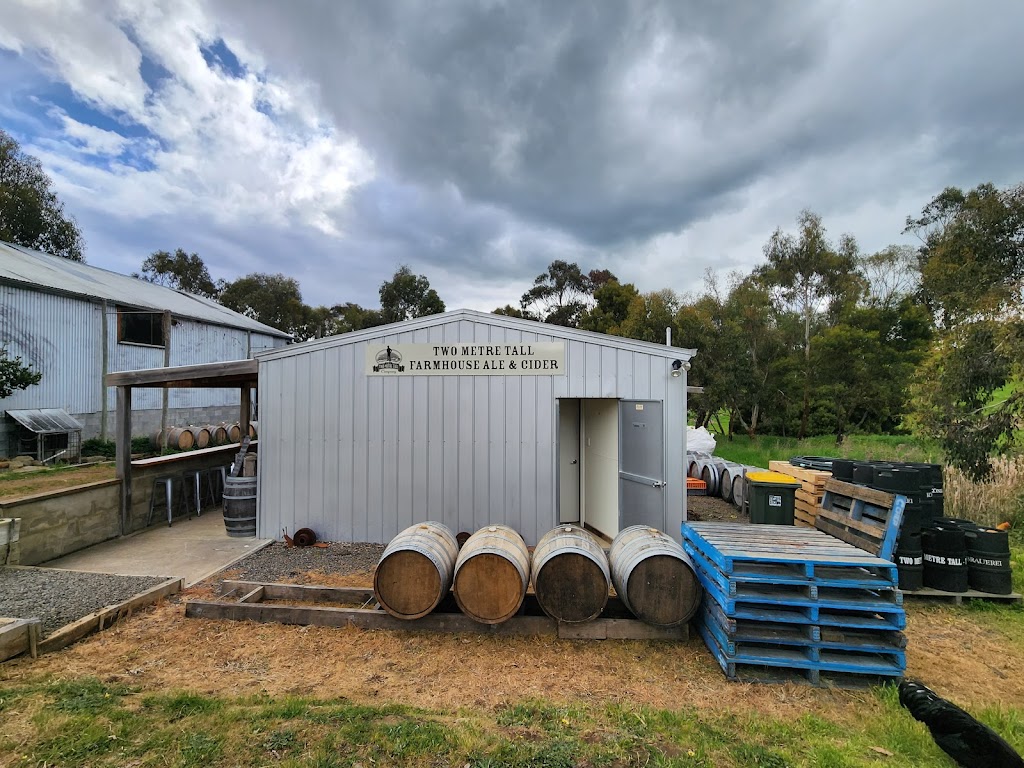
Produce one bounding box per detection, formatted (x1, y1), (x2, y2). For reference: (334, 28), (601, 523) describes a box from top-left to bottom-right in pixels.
(0, 481), (121, 565)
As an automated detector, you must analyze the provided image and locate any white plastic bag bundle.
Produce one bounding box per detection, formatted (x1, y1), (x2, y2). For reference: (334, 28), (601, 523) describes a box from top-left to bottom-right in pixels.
(686, 426), (717, 455)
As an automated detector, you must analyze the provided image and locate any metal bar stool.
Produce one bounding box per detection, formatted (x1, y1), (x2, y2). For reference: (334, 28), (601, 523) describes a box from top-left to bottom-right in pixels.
(182, 469), (217, 516)
(148, 475), (184, 527)
(206, 465), (228, 504)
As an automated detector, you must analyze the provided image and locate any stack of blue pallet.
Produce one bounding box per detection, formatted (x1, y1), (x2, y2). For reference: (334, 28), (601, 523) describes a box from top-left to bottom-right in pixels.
(682, 521), (907, 686)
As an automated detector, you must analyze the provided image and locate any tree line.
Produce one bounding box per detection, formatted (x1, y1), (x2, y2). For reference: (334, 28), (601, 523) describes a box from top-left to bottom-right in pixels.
(1, 127), (1020, 478)
(133, 252), (444, 343)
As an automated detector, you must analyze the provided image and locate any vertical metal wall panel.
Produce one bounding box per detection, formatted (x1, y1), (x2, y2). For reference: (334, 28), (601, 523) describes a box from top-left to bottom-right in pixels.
(257, 315), (690, 544)
(307, 349), (328, 538)
(336, 344), (356, 542)
(0, 285), (101, 413)
(257, 360), (280, 539)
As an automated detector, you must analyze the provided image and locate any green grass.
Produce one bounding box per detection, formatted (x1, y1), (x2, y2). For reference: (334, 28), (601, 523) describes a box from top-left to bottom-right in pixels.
(3, 677), (1023, 767)
(708, 433), (940, 469)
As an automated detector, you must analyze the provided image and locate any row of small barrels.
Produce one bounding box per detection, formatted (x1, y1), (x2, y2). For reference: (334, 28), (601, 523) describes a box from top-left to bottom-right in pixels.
(895, 517), (1012, 594)
(152, 421), (259, 450)
(373, 523), (703, 627)
(686, 452), (765, 508)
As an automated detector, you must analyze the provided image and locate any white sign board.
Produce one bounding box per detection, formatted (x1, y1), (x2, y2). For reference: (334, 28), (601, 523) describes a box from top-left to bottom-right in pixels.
(365, 342), (566, 376)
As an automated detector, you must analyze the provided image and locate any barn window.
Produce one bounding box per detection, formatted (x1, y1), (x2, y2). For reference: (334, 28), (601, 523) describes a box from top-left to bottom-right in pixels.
(118, 309), (165, 347)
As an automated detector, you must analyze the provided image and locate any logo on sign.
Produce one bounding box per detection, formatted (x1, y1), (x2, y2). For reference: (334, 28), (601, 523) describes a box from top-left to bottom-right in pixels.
(373, 346), (405, 373)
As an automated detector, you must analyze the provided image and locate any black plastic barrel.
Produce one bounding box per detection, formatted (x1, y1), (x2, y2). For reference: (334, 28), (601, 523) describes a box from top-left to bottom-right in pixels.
(895, 532), (923, 591)
(965, 526), (1013, 595)
(851, 461), (876, 485)
(831, 459), (854, 482)
(223, 476), (257, 537)
(872, 466), (919, 494)
(922, 524), (968, 592)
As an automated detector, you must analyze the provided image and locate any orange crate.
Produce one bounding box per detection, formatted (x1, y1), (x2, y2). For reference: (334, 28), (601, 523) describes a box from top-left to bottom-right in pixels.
(687, 477), (707, 496)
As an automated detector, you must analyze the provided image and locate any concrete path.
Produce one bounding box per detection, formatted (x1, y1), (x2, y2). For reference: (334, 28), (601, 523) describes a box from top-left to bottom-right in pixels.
(42, 512), (273, 587)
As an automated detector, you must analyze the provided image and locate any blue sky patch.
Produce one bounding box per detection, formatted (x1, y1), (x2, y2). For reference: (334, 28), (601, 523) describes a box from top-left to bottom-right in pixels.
(200, 38), (245, 78)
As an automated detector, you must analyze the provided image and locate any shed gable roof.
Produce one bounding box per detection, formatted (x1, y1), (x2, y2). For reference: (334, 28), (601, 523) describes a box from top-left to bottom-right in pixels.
(256, 308), (695, 362)
(0, 240), (291, 338)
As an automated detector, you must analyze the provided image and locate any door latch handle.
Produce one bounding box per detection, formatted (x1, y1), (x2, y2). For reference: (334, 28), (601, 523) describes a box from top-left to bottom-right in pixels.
(652, 481), (666, 488)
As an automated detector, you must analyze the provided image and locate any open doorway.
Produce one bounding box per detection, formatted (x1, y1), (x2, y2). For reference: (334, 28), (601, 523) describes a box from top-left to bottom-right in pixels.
(557, 398), (620, 540)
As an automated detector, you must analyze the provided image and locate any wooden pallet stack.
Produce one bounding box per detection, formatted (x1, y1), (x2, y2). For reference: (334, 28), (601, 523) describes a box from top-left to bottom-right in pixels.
(768, 460), (832, 527)
(681, 479), (907, 686)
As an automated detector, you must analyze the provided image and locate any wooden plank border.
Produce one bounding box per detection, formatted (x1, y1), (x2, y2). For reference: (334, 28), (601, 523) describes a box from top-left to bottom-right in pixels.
(0, 617), (41, 662)
(37, 577), (183, 655)
(202, 581), (689, 641)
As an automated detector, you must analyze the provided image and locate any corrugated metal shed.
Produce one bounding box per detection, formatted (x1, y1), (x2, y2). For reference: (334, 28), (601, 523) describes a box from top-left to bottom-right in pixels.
(0, 243), (290, 436)
(6, 409), (84, 433)
(0, 241), (290, 338)
(256, 309), (696, 546)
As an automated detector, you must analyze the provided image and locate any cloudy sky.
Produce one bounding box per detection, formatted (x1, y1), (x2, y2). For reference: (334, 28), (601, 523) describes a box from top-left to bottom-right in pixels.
(3, 1), (1023, 312)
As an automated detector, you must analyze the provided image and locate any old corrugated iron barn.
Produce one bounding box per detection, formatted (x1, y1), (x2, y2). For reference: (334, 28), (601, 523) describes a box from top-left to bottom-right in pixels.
(256, 309), (695, 545)
(0, 241), (290, 456)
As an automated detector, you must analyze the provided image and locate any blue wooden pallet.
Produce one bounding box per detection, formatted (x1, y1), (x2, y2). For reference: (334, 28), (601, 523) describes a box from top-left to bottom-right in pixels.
(701, 601), (907, 657)
(711, 594), (906, 631)
(682, 523), (899, 584)
(694, 559), (906, 631)
(689, 544), (905, 615)
(685, 540), (900, 600)
(698, 621), (905, 686)
(682, 541), (896, 590)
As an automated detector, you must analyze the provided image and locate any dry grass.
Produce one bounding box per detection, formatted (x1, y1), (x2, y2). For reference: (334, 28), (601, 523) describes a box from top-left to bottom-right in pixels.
(944, 455), (1024, 527)
(3, 583), (1024, 719)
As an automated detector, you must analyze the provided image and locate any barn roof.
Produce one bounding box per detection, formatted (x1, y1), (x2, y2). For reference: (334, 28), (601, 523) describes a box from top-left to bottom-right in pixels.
(0, 240), (291, 339)
(255, 308), (696, 362)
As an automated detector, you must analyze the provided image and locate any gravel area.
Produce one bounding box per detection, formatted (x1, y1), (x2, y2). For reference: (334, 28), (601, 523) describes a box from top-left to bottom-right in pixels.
(226, 541), (385, 584)
(0, 569), (169, 636)
(687, 494), (750, 523)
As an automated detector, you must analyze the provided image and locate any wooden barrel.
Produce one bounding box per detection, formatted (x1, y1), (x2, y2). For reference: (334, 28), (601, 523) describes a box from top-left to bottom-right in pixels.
(720, 463), (743, 503)
(190, 426), (211, 449)
(223, 476), (257, 537)
(211, 424), (229, 444)
(453, 525), (530, 624)
(374, 522), (459, 620)
(699, 460), (720, 496)
(227, 423), (242, 443)
(157, 427), (194, 450)
(731, 471), (745, 509)
(531, 525), (610, 623)
(609, 526), (701, 628)
(248, 420), (259, 438)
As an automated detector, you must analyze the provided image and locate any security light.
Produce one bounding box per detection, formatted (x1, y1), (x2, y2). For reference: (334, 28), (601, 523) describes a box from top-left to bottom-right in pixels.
(671, 359), (683, 378)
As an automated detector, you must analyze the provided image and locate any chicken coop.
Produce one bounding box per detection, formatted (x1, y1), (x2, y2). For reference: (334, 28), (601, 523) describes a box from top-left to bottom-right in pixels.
(255, 309), (696, 545)
(5, 409), (83, 463)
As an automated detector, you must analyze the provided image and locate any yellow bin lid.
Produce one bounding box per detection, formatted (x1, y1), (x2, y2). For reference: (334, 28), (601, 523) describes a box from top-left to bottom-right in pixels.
(746, 471), (799, 484)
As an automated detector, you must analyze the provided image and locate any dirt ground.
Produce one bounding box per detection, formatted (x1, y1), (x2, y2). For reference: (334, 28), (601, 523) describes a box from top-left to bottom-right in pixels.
(0, 463), (116, 500)
(2, 568), (1022, 722)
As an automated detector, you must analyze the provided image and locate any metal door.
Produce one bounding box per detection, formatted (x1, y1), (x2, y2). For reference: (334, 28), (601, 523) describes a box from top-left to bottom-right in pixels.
(557, 399), (581, 523)
(619, 400), (665, 530)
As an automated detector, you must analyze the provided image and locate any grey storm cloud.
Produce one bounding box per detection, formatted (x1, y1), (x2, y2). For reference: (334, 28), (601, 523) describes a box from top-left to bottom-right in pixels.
(208, 0), (1024, 291)
(6, 0), (1024, 310)
(215, 2), (831, 244)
